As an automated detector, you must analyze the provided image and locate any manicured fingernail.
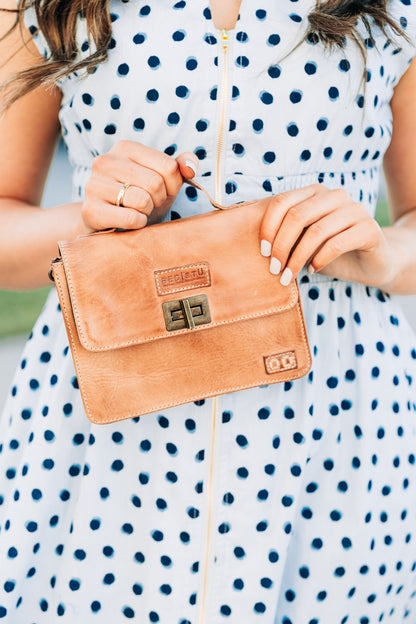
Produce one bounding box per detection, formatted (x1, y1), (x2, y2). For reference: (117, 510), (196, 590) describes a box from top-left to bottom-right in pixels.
(185, 160), (198, 176)
(280, 267), (293, 286)
(261, 240), (272, 257)
(270, 257), (281, 275)
(307, 264), (315, 274)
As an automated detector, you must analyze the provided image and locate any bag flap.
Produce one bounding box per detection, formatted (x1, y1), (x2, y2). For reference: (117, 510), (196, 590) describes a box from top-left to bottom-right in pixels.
(58, 200), (299, 352)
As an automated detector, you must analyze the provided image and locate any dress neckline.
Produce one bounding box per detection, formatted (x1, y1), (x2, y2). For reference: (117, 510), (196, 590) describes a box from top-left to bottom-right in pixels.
(208, 0), (242, 31)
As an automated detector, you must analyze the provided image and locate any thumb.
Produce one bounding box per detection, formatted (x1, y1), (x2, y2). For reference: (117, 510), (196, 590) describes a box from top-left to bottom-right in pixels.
(176, 152), (199, 179)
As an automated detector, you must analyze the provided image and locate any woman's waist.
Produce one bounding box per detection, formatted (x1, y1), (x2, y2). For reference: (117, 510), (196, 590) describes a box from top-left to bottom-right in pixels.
(71, 164), (381, 217)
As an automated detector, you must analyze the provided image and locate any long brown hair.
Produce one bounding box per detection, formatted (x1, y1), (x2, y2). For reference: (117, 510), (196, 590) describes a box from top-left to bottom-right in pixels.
(0, 0), (408, 109)
(308, 0), (405, 51)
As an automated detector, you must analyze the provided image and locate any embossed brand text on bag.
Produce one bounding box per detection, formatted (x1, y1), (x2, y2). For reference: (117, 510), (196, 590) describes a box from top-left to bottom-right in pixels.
(154, 262), (211, 296)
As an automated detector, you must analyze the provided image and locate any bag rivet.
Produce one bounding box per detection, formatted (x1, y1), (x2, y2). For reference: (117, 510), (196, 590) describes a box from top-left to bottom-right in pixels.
(163, 295), (211, 331)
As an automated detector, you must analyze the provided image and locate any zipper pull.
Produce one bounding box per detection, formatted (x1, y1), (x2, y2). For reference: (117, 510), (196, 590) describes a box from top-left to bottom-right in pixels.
(221, 29), (229, 51)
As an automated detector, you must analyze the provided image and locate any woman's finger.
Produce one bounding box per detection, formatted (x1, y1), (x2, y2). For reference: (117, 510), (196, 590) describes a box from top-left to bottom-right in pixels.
(114, 183), (155, 215)
(110, 160), (169, 209)
(309, 221), (380, 274)
(82, 196), (149, 231)
(259, 184), (322, 257)
(277, 204), (369, 285)
(269, 188), (355, 274)
(85, 173), (155, 215)
(112, 141), (184, 197)
(176, 152), (199, 179)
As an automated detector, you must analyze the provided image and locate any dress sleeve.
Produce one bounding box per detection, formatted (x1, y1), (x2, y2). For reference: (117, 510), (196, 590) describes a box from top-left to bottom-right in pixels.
(388, 0), (416, 81)
(21, 4), (92, 68)
(21, 4), (51, 59)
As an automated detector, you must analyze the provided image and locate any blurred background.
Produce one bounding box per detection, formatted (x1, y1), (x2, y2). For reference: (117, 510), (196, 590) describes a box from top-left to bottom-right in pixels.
(0, 144), (415, 412)
(0, 141), (72, 412)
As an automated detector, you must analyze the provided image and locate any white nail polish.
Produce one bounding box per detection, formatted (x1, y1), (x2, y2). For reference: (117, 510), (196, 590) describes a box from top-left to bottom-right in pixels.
(185, 160), (198, 177)
(261, 240), (272, 257)
(307, 264), (315, 274)
(280, 267), (293, 286)
(270, 257), (281, 275)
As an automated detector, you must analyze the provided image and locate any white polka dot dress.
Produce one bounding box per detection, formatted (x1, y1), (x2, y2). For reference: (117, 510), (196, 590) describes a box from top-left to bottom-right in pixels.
(1, 1), (416, 622)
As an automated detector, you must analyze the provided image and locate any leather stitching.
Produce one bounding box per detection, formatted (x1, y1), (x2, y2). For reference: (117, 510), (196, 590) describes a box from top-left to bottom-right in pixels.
(59, 242), (299, 352)
(54, 263), (95, 422)
(88, 358), (312, 424)
(154, 262), (211, 296)
(55, 262), (311, 425)
(76, 294), (298, 352)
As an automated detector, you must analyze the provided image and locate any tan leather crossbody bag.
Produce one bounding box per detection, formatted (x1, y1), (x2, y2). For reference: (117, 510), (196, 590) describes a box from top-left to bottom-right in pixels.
(50, 180), (311, 424)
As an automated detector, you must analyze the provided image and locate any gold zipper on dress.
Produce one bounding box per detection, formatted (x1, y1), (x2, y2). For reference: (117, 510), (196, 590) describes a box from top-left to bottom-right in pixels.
(199, 30), (230, 623)
(199, 395), (218, 624)
(215, 29), (230, 204)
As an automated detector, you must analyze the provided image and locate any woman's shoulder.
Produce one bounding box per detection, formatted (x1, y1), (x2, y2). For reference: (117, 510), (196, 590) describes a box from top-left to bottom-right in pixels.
(388, 0), (416, 22)
(22, 2), (91, 63)
(388, 0), (416, 47)
(21, 3), (50, 59)
(382, 0), (416, 81)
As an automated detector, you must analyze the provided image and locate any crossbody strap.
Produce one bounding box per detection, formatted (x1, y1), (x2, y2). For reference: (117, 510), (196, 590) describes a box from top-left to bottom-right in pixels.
(183, 178), (257, 211)
(49, 178), (262, 281)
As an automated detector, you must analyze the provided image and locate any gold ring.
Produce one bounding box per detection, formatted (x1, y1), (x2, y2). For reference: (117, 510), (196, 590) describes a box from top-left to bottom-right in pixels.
(115, 182), (131, 207)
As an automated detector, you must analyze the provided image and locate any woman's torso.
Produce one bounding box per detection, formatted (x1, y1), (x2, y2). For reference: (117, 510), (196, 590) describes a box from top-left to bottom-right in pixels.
(25, 0), (416, 216)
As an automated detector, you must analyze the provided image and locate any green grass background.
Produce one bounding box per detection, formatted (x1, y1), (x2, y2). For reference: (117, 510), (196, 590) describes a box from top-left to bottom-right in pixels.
(0, 200), (391, 339)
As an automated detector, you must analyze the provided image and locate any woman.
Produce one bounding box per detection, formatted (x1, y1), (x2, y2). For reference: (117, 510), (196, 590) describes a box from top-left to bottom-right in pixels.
(0, 0), (416, 622)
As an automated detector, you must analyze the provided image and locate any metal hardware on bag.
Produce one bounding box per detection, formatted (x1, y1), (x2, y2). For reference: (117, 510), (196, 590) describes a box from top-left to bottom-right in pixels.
(48, 258), (61, 282)
(163, 295), (211, 331)
(180, 297), (195, 329)
(264, 351), (298, 375)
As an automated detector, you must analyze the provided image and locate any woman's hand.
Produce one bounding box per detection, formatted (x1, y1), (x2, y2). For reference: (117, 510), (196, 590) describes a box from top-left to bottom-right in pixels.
(81, 141), (199, 233)
(259, 183), (396, 289)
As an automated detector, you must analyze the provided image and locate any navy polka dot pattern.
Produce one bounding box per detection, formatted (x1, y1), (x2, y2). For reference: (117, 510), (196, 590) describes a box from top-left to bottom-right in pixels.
(4, 282), (415, 624)
(23, 0), (416, 213)
(1, 0), (416, 622)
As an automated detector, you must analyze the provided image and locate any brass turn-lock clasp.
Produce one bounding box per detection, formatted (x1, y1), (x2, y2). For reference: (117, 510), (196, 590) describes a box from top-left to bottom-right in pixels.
(163, 295), (211, 331)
